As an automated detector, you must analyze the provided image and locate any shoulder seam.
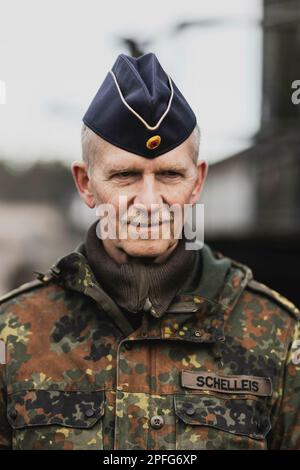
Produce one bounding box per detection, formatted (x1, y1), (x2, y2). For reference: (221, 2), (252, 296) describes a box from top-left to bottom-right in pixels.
(0, 279), (47, 306)
(247, 279), (300, 319)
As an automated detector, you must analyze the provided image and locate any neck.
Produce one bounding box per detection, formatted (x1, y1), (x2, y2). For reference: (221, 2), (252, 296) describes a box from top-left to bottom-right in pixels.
(85, 221), (199, 316)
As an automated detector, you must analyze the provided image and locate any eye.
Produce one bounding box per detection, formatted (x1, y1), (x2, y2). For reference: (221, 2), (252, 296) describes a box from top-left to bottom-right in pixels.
(112, 171), (138, 179)
(158, 170), (182, 178)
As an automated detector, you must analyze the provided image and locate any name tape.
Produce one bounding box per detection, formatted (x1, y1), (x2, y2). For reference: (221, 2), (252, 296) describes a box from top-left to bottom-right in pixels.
(181, 370), (272, 397)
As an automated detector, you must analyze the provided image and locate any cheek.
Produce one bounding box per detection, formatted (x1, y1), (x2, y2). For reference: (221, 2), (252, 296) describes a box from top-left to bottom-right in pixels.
(91, 180), (120, 206)
(93, 185), (129, 222)
(162, 182), (194, 204)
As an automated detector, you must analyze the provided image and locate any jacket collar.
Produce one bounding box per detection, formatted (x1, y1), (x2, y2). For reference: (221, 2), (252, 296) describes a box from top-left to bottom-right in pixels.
(44, 243), (252, 344)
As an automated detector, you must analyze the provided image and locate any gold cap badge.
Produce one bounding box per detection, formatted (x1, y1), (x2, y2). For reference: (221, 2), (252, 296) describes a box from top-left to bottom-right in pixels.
(146, 135), (161, 150)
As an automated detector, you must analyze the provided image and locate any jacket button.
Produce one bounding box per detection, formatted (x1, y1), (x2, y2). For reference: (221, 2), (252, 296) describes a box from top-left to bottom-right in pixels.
(185, 404), (195, 416)
(194, 330), (203, 337)
(8, 408), (18, 421)
(150, 415), (164, 429)
(85, 408), (95, 418)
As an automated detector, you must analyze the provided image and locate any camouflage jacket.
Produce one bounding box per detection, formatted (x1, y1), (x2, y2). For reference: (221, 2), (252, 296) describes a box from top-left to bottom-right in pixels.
(0, 244), (300, 450)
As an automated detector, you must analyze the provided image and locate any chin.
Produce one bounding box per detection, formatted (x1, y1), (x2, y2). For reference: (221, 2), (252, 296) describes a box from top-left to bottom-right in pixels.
(120, 239), (173, 258)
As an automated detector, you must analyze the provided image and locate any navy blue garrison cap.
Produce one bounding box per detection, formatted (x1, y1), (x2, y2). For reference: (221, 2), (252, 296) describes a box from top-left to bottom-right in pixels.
(83, 52), (197, 158)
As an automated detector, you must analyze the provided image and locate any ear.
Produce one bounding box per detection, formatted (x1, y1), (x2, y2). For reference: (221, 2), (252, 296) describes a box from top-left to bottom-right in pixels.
(71, 161), (96, 208)
(189, 160), (208, 206)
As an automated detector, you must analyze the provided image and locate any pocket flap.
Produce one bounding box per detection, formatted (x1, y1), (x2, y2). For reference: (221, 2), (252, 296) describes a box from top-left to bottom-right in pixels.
(174, 394), (271, 440)
(7, 390), (105, 430)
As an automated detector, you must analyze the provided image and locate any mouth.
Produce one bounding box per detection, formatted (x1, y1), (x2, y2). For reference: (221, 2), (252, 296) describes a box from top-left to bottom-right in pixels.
(128, 220), (170, 228)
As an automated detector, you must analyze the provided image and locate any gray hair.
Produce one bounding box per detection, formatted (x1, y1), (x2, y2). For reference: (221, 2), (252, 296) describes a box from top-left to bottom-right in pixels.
(81, 124), (107, 173)
(191, 124), (201, 164)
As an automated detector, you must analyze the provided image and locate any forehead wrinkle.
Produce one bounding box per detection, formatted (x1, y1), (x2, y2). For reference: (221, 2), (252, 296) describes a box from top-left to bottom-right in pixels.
(103, 158), (189, 175)
(102, 157), (147, 173)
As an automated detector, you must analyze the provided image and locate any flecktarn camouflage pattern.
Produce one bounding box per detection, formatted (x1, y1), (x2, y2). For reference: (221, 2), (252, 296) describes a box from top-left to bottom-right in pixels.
(0, 244), (300, 450)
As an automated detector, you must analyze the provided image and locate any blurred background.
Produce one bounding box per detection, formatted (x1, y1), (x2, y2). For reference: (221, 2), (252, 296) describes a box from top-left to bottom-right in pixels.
(0, 0), (299, 304)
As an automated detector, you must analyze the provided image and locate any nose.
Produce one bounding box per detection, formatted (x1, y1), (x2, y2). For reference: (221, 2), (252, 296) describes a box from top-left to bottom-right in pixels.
(133, 175), (163, 212)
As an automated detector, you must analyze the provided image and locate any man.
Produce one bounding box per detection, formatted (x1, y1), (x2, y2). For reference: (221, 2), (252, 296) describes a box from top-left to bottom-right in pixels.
(0, 53), (300, 450)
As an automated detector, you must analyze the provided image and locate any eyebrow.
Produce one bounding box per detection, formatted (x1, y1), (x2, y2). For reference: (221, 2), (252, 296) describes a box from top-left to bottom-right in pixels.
(156, 164), (187, 173)
(105, 166), (143, 176)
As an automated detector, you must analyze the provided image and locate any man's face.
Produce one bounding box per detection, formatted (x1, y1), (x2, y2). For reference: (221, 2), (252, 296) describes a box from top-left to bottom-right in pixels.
(74, 133), (206, 260)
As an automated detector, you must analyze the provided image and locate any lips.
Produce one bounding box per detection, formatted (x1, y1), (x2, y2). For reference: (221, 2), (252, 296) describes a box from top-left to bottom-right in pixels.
(120, 209), (173, 227)
(128, 219), (171, 227)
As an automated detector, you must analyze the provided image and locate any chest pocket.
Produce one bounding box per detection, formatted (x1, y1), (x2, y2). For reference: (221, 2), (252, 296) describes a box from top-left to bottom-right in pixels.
(7, 389), (105, 450)
(174, 394), (271, 450)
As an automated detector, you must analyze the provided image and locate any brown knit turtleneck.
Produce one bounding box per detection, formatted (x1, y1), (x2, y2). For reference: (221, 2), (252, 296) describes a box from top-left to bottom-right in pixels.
(85, 221), (198, 318)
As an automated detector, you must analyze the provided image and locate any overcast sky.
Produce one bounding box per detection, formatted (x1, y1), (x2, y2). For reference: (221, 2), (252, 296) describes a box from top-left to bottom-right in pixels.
(0, 0), (263, 166)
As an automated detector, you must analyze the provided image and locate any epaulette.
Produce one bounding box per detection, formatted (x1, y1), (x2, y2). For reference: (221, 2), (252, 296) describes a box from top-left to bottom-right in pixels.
(247, 279), (300, 319)
(214, 250), (253, 276)
(0, 277), (51, 306)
